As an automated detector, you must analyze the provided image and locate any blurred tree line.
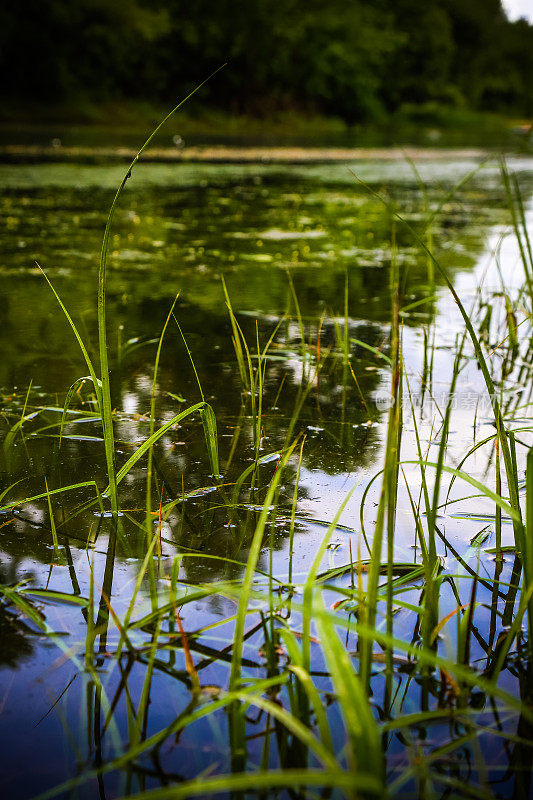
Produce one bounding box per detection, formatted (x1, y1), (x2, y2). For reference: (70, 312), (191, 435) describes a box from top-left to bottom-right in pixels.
(1, 0), (532, 121)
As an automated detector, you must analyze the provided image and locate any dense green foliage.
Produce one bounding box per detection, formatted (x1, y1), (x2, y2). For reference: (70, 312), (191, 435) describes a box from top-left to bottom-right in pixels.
(1, 0), (532, 122)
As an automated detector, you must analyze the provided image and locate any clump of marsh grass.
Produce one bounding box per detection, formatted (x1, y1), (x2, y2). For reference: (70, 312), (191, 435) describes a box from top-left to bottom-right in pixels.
(3, 119), (533, 800)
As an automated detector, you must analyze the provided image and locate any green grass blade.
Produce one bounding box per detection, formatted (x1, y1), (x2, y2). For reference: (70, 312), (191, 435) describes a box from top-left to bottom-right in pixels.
(36, 266), (101, 407)
(199, 403), (220, 478)
(316, 593), (384, 782)
(111, 402), (207, 489)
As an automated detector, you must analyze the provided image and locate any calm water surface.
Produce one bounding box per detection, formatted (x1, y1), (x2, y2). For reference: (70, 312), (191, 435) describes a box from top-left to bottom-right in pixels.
(1, 155), (533, 798)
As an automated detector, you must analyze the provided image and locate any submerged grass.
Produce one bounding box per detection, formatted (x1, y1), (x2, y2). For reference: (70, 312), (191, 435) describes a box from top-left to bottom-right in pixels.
(2, 106), (533, 800)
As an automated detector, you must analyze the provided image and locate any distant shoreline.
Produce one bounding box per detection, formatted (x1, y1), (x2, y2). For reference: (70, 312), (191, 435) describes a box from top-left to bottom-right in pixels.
(0, 144), (495, 164)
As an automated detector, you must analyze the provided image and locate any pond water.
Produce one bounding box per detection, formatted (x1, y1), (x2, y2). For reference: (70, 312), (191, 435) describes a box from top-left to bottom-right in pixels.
(1, 154), (533, 799)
